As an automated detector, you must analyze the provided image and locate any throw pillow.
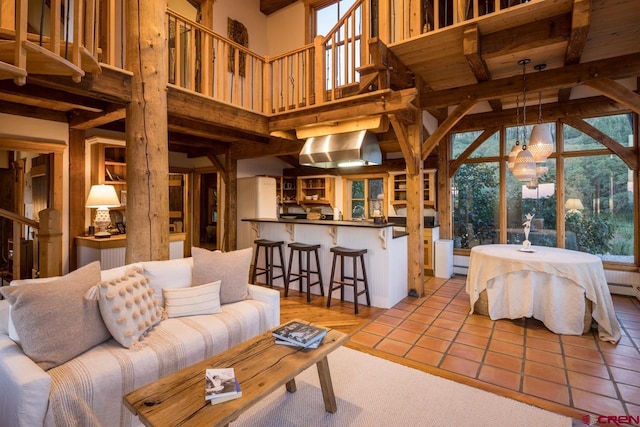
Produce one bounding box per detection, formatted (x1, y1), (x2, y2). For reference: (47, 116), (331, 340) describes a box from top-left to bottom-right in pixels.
(142, 258), (194, 307)
(94, 266), (162, 349)
(191, 247), (253, 304)
(0, 261), (111, 370)
(162, 281), (222, 318)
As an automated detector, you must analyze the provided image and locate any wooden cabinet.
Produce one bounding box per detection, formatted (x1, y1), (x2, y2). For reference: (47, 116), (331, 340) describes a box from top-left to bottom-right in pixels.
(297, 176), (335, 206)
(389, 170), (436, 208)
(423, 226), (440, 276)
(279, 176), (298, 210)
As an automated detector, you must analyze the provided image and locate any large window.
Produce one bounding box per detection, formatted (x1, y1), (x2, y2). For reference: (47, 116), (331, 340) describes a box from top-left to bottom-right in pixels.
(451, 114), (635, 265)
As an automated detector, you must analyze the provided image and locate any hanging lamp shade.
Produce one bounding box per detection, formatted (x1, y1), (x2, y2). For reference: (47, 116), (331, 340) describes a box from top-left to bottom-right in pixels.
(507, 140), (522, 171)
(528, 123), (554, 162)
(512, 148), (537, 181)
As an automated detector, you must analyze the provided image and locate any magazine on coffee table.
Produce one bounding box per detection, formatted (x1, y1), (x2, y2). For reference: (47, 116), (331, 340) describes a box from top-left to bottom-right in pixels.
(272, 321), (327, 348)
(205, 368), (241, 402)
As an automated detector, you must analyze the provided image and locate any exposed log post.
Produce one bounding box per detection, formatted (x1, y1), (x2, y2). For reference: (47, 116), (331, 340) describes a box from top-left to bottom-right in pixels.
(68, 129), (86, 270)
(406, 110), (424, 297)
(125, 0), (169, 263)
(225, 152), (237, 252)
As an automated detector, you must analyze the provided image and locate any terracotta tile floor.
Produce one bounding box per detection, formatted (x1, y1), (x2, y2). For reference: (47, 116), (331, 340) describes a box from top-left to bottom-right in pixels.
(351, 275), (640, 422)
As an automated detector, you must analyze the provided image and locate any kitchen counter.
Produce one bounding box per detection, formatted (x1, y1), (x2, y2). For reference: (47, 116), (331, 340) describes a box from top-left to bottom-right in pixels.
(247, 217), (408, 238)
(242, 218), (408, 308)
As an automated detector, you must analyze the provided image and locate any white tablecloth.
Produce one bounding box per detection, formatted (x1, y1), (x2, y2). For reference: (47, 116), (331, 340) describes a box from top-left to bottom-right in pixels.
(466, 244), (621, 343)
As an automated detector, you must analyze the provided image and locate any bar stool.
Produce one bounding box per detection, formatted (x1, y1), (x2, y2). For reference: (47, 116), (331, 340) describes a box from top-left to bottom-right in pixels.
(251, 239), (287, 288)
(285, 242), (324, 302)
(326, 246), (370, 314)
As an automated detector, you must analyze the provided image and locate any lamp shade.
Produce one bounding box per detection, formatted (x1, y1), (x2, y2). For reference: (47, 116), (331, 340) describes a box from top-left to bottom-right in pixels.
(565, 198), (584, 211)
(512, 148), (537, 181)
(86, 184), (121, 208)
(528, 123), (554, 162)
(507, 141), (522, 171)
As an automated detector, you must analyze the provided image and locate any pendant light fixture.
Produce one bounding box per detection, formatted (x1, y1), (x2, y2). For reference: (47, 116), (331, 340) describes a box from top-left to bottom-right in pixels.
(512, 59), (537, 182)
(528, 63), (554, 163)
(507, 95), (522, 171)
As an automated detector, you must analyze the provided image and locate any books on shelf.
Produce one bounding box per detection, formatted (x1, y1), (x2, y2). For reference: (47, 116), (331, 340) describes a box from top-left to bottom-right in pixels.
(205, 368), (241, 404)
(272, 321), (327, 348)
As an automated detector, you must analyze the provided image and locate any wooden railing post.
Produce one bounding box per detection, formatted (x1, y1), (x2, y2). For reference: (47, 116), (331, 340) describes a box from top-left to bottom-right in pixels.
(313, 35), (325, 106)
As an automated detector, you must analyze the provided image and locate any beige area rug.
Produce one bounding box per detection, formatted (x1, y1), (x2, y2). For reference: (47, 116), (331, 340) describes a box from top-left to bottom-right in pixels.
(233, 346), (571, 427)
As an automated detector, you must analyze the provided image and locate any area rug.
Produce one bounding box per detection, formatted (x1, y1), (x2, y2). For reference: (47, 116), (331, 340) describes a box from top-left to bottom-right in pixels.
(233, 346), (571, 427)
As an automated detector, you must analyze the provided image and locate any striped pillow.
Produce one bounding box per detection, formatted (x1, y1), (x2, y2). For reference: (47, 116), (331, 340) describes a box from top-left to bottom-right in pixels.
(163, 281), (222, 318)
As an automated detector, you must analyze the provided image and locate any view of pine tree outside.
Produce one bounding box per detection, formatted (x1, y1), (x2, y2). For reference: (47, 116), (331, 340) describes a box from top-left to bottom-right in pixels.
(451, 114), (635, 265)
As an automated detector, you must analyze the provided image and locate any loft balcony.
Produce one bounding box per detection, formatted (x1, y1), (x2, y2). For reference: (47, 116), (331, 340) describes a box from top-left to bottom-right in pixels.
(0, 0), (636, 138)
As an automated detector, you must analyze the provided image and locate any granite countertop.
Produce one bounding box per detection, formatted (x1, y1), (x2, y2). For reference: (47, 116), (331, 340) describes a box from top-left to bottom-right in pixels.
(243, 217), (395, 229)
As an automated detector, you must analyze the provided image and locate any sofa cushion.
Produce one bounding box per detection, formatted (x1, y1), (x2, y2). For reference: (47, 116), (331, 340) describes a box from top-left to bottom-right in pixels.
(191, 247), (253, 304)
(163, 281), (222, 318)
(96, 266), (162, 349)
(142, 258), (193, 306)
(0, 261), (111, 370)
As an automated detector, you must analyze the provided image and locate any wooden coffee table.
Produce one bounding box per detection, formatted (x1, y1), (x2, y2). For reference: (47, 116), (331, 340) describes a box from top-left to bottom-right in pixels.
(124, 320), (349, 426)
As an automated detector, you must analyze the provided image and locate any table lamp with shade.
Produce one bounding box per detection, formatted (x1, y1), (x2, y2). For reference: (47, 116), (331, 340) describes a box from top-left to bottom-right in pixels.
(565, 198), (584, 215)
(86, 184), (121, 238)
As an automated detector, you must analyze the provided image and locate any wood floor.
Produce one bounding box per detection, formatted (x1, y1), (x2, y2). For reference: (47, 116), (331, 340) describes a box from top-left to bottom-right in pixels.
(278, 280), (640, 424)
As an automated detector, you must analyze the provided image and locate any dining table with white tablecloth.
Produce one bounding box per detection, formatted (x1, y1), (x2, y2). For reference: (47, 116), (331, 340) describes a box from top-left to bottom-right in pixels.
(466, 244), (621, 343)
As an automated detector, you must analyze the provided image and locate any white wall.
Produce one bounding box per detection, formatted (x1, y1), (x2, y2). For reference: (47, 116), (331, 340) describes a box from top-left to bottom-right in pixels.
(0, 113), (70, 273)
(266, 2), (306, 56)
(213, 0), (268, 55)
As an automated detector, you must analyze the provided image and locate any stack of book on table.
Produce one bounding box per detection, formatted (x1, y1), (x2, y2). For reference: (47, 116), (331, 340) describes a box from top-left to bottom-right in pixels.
(272, 321), (328, 349)
(205, 368), (241, 405)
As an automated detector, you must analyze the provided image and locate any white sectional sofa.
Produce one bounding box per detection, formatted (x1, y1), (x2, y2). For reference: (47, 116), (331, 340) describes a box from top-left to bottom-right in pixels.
(0, 250), (280, 426)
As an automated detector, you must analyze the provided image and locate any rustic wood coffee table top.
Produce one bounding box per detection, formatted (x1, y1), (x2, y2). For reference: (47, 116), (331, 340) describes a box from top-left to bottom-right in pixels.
(124, 320), (349, 426)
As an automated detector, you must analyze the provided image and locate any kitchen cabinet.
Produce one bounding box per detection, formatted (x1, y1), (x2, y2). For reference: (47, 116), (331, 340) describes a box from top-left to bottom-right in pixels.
(389, 170), (436, 208)
(297, 176), (335, 206)
(278, 176), (298, 210)
(424, 226), (439, 275)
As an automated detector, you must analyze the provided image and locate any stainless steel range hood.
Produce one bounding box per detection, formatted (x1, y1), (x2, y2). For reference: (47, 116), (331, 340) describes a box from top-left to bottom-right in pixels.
(299, 130), (382, 168)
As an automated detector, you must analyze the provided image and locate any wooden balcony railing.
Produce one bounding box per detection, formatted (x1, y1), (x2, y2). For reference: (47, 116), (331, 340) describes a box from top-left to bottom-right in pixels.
(0, 0), (100, 85)
(0, 0), (531, 113)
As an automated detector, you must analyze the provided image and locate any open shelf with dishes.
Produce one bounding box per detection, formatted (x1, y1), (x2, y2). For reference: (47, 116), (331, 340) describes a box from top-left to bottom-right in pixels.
(297, 176), (335, 206)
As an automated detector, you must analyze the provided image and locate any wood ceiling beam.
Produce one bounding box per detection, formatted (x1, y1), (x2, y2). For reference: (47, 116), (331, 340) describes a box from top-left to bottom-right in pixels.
(480, 13), (571, 60)
(27, 67), (132, 103)
(463, 24), (501, 112)
(389, 113), (419, 175)
(584, 78), (640, 115)
(269, 88), (417, 132)
(419, 53), (640, 109)
(453, 95), (625, 132)
(229, 138), (304, 159)
(167, 85), (270, 137)
(69, 105), (126, 130)
(0, 79), (108, 112)
(422, 98), (477, 161)
(559, 0), (592, 102)
(0, 99), (67, 122)
(562, 117), (637, 170)
(167, 116), (270, 144)
(259, 0), (296, 15)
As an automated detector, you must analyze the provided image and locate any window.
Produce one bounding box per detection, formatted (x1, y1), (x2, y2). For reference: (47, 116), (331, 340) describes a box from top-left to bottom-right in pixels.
(451, 113), (636, 266)
(344, 175), (386, 220)
(311, 0), (358, 39)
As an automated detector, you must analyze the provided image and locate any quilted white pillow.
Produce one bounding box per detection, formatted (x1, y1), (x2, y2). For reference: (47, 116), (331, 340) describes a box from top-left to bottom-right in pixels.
(162, 281), (222, 318)
(94, 266), (162, 349)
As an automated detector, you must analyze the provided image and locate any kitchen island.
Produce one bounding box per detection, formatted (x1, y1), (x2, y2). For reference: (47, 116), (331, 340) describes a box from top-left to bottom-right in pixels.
(242, 218), (408, 308)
